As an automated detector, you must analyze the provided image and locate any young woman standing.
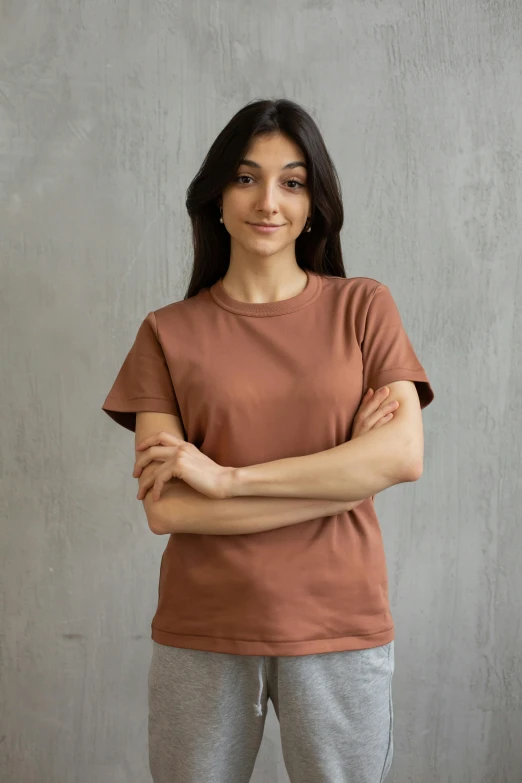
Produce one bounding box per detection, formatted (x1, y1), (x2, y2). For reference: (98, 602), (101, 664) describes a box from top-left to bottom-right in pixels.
(102, 98), (434, 782)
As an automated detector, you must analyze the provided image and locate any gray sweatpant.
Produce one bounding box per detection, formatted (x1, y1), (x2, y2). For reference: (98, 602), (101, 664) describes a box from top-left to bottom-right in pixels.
(148, 639), (394, 783)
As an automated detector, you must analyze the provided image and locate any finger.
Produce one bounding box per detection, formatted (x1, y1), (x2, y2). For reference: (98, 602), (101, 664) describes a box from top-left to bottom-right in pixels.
(369, 387), (389, 407)
(135, 436), (159, 451)
(366, 408), (395, 430)
(359, 388), (388, 420)
(370, 393), (398, 415)
(137, 432), (184, 450)
(152, 478), (166, 502)
(136, 434), (171, 450)
(133, 456), (152, 477)
(370, 385), (390, 404)
(136, 480), (151, 499)
(373, 412), (394, 429)
(150, 461), (178, 501)
(379, 400), (399, 414)
(375, 388), (391, 403)
(136, 468), (160, 498)
(137, 473), (158, 498)
(134, 445), (176, 475)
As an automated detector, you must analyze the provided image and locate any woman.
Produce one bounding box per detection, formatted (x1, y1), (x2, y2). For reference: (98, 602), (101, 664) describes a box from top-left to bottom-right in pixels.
(102, 98), (434, 782)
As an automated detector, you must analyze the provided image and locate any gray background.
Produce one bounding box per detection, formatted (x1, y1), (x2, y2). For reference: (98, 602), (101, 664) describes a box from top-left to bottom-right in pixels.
(1, 1), (521, 781)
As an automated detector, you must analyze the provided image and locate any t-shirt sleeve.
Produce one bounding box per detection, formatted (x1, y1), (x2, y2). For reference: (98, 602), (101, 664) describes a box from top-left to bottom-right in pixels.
(101, 311), (181, 433)
(361, 283), (434, 410)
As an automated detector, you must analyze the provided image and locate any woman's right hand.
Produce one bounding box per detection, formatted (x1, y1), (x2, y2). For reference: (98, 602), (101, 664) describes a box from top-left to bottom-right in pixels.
(351, 386), (399, 440)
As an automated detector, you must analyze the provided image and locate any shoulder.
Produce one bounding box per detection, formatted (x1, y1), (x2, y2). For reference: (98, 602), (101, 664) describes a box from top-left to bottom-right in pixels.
(321, 274), (384, 297)
(154, 291), (206, 319)
(153, 286), (212, 324)
(320, 274), (387, 317)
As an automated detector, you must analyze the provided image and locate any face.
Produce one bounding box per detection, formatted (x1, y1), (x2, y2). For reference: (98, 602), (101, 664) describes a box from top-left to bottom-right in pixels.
(219, 132), (312, 260)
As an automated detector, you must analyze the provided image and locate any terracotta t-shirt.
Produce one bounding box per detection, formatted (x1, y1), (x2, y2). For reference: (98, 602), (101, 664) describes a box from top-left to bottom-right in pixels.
(102, 270), (434, 656)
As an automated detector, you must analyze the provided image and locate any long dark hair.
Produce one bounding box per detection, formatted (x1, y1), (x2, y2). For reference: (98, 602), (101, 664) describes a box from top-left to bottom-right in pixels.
(184, 98), (347, 299)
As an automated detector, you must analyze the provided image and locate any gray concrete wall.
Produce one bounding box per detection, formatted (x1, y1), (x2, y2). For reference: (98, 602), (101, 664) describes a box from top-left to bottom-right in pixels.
(1, 1), (521, 781)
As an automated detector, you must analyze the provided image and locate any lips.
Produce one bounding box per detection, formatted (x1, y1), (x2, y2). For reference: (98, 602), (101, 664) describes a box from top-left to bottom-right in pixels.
(247, 223), (284, 233)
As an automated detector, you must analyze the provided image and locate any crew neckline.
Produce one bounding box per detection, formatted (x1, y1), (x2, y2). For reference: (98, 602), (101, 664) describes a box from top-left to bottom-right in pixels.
(209, 269), (323, 317)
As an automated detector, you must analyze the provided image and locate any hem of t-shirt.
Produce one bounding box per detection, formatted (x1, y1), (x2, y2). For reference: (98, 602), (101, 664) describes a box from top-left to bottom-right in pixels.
(102, 395), (181, 418)
(150, 623), (394, 656)
(368, 366), (428, 387)
(367, 367), (434, 409)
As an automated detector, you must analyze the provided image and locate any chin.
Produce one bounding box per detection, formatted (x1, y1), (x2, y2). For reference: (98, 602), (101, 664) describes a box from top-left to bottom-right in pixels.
(250, 245), (282, 257)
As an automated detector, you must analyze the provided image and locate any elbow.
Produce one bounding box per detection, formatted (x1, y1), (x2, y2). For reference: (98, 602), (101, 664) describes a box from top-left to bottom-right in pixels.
(410, 442), (425, 480)
(147, 509), (165, 535)
(148, 516), (166, 535)
(142, 496), (172, 535)
(405, 461), (423, 482)
(396, 439), (424, 483)
(403, 453), (424, 482)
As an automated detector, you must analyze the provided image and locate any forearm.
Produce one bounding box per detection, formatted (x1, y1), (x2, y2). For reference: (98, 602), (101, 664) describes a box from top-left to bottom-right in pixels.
(150, 480), (363, 535)
(229, 422), (418, 502)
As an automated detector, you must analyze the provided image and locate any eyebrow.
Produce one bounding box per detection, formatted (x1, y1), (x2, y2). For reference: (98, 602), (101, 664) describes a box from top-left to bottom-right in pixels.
(238, 158), (307, 171)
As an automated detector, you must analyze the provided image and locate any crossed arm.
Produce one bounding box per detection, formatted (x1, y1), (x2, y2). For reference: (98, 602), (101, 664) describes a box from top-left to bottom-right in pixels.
(138, 380), (424, 536)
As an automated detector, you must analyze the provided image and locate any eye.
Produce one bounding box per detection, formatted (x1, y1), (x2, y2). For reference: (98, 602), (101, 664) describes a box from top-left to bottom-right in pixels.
(286, 179), (305, 189)
(233, 175), (305, 189)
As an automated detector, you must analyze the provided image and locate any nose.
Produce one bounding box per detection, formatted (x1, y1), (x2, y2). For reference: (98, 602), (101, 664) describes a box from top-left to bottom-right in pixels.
(255, 182), (279, 214)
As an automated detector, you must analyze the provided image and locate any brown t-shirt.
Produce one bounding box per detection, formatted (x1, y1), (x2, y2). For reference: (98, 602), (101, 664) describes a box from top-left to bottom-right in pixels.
(102, 270), (434, 655)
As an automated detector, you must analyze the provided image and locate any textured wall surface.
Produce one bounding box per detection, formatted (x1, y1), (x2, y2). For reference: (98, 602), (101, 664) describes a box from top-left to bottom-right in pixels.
(1, 1), (521, 781)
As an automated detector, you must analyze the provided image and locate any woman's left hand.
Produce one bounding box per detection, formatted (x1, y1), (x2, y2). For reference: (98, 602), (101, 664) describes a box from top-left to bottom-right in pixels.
(133, 431), (233, 501)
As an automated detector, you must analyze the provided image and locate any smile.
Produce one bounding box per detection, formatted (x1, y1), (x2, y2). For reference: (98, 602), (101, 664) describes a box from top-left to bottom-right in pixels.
(247, 224), (284, 233)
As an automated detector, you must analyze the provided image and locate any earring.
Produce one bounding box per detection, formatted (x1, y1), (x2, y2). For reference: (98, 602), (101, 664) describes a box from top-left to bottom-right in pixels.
(219, 206), (224, 223)
(305, 217), (312, 233)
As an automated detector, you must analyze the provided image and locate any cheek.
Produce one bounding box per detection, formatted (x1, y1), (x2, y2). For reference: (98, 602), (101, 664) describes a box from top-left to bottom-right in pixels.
(286, 207), (309, 231)
(287, 196), (310, 222)
(223, 191), (249, 215)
